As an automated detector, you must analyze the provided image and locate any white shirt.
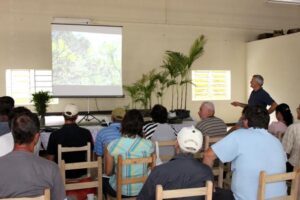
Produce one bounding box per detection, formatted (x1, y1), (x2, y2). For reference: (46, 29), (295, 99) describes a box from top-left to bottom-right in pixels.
(282, 122), (300, 167)
(0, 132), (14, 157)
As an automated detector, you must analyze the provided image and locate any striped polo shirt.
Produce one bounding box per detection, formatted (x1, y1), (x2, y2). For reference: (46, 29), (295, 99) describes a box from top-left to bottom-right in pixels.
(108, 136), (154, 196)
(196, 116), (227, 136)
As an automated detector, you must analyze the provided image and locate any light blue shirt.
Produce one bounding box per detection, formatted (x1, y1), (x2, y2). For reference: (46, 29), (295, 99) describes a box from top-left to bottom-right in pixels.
(108, 136), (154, 196)
(212, 128), (287, 200)
(94, 123), (121, 156)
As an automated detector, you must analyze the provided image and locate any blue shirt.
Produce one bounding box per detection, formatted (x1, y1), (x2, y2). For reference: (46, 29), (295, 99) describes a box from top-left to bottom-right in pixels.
(212, 128), (287, 200)
(138, 154), (213, 200)
(248, 88), (274, 108)
(0, 122), (10, 136)
(94, 123), (121, 156)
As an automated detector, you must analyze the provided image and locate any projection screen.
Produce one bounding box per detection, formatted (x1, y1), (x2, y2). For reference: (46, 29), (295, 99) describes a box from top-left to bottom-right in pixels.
(51, 24), (123, 97)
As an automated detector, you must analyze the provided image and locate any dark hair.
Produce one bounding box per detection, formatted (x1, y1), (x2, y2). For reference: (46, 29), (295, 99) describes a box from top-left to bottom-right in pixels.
(9, 107), (32, 128)
(0, 96), (15, 117)
(12, 112), (40, 144)
(0, 96), (15, 109)
(151, 104), (168, 123)
(121, 109), (144, 137)
(276, 103), (293, 126)
(244, 105), (270, 129)
(0, 103), (12, 117)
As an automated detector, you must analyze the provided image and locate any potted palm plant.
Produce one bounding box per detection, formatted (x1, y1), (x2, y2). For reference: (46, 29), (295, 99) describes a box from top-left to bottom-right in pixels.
(162, 35), (206, 119)
(31, 91), (52, 126)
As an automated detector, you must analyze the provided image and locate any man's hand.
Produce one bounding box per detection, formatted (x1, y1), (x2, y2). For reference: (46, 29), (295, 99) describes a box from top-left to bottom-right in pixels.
(231, 101), (240, 107)
(231, 101), (247, 108)
(203, 148), (217, 168)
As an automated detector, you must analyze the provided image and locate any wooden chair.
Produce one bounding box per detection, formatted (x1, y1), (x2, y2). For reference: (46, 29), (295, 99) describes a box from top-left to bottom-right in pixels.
(58, 142), (91, 176)
(60, 157), (103, 200)
(257, 168), (300, 200)
(155, 180), (213, 200)
(111, 154), (156, 200)
(58, 142), (91, 166)
(156, 140), (176, 162)
(1, 189), (50, 200)
(204, 135), (225, 151)
(203, 135), (226, 188)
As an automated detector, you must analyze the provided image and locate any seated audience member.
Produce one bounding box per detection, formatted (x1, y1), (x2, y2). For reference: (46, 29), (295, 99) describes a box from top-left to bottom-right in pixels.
(268, 103), (293, 137)
(282, 104), (300, 172)
(0, 112), (65, 200)
(226, 107), (248, 134)
(47, 104), (94, 179)
(0, 106), (31, 157)
(137, 126), (214, 200)
(196, 101), (227, 136)
(144, 104), (177, 160)
(0, 96), (14, 136)
(103, 109), (154, 198)
(204, 105), (287, 200)
(94, 107), (125, 156)
(143, 104), (170, 139)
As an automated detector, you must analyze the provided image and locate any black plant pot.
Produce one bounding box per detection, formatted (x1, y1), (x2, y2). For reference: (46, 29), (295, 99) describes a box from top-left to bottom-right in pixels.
(175, 109), (190, 119)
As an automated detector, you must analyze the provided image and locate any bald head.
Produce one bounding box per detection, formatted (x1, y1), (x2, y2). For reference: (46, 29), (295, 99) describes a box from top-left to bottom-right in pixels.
(198, 102), (215, 120)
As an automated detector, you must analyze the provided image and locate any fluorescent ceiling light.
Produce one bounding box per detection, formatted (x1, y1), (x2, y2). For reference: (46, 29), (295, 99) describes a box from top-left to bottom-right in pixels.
(267, 0), (300, 5)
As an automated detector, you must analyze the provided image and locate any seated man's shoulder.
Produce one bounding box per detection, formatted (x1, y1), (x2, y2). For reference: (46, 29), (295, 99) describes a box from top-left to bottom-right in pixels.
(76, 125), (90, 132)
(34, 155), (60, 170)
(287, 122), (300, 131)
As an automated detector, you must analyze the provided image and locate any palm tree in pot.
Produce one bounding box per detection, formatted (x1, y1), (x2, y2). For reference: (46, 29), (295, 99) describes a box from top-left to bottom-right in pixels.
(162, 35), (206, 119)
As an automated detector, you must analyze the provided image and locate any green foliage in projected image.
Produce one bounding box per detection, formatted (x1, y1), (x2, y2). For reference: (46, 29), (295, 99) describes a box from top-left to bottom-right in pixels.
(52, 31), (121, 85)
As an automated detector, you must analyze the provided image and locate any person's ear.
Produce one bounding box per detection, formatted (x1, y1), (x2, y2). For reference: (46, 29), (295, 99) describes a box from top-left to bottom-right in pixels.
(33, 132), (40, 146)
(243, 119), (249, 128)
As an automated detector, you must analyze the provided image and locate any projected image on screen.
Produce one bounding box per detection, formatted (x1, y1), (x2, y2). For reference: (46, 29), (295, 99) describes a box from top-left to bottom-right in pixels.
(51, 24), (123, 97)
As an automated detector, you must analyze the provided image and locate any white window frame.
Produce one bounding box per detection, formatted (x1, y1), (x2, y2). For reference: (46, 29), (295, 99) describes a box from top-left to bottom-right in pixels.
(6, 69), (58, 105)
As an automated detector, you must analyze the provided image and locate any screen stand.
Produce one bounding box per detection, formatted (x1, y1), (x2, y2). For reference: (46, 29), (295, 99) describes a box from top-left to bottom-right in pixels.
(78, 98), (102, 125)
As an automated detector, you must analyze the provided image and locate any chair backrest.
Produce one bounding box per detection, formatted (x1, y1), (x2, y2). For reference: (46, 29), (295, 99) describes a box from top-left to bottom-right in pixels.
(257, 169), (300, 200)
(116, 154), (156, 200)
(204, 135), (225, 150)
(60, 157), (102, 200)
(157, 140), (176, 161)
(58, 142), (91, 166)
(155, 180), (213, 200)
(58, 142), (91, 176)
(1, 189), (50, 200)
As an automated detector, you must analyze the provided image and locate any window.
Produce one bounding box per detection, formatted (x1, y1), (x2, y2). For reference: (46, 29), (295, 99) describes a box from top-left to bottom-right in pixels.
(192, 70), (231, 101)
(6, 69), (58, 105)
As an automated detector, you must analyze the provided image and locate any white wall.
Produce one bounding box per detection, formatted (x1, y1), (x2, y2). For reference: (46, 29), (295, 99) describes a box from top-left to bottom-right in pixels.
(247, 32), (300, 118)
(1, 0), (300, 122)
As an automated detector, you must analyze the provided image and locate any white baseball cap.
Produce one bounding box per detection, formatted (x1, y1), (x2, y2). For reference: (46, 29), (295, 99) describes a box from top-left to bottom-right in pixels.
(64, 104), (79, 117)
(177, 126), (203, 153)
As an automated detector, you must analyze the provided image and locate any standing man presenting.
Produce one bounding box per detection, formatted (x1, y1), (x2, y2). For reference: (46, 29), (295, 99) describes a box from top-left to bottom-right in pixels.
(231, 74), (277, 114)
